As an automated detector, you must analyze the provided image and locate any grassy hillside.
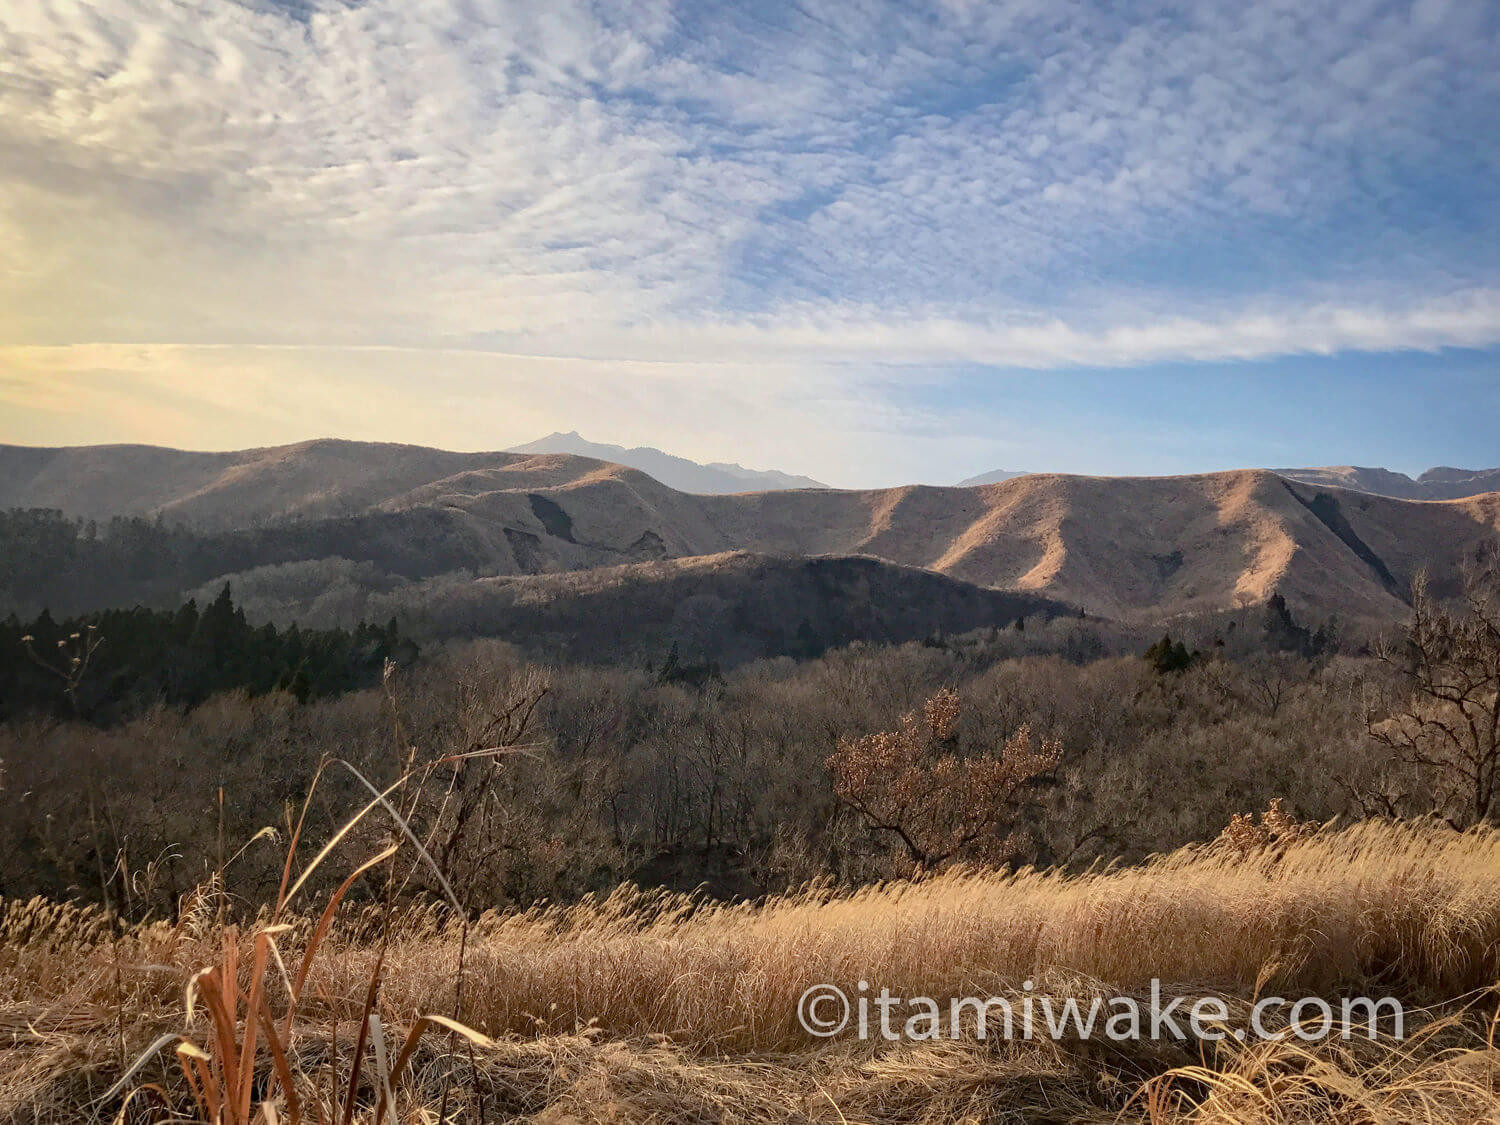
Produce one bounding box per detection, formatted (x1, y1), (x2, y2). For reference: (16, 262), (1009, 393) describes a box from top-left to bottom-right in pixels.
(4, 820), (1498, 1122)
(0, 441), (635, 528)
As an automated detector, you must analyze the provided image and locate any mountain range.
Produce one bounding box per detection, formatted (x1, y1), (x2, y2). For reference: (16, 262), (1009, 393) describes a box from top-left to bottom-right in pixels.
(1274, 465), (1500, 500)
(955, 464), (1500, 498)
(507, 432), (827, 493)
(3, 440), (1498, 639)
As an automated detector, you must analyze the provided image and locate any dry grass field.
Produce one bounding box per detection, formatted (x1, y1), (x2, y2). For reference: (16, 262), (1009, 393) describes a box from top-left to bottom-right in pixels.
(3, 819), (1499, 1122)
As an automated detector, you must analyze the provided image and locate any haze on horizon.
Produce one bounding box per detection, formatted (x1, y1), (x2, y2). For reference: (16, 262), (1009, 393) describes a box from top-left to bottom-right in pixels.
(1, 0), (1498, 487)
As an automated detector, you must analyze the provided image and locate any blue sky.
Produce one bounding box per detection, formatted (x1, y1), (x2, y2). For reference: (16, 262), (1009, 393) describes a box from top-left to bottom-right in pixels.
(0, 0), (1497, 486)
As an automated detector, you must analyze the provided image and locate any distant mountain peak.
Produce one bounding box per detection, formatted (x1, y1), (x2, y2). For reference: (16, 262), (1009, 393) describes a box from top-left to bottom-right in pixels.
(1417, 466), (1493, 485)
(1276, 465), (1500, 501)
(507, 432), (827, 494)
(956, 468), (1030, 488)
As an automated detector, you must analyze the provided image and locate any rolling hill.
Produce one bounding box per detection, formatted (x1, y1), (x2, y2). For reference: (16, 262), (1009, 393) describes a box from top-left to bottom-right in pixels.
(3, 440), (1498, 627)
(0, 440), (612, 529)
(195, 552), (1069, 665)
(508, 431), (827, 493)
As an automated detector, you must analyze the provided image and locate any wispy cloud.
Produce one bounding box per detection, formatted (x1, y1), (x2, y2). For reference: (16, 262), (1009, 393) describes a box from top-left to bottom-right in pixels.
(676, 288), (1500, 366)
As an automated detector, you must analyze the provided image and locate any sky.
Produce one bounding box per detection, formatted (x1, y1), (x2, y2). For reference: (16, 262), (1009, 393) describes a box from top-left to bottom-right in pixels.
(1, 0), (1497, 487)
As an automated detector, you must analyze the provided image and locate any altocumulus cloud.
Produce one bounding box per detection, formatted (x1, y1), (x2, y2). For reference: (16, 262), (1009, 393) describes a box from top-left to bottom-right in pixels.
(1, 0), (1498, 458)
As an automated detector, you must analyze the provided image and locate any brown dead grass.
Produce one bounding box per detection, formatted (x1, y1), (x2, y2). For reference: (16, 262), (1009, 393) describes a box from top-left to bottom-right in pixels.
(3, 819), (1500, 1122)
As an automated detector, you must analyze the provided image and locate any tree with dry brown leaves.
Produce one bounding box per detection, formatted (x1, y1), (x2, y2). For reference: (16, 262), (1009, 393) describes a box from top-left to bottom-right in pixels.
(825, 687), (1061, 870)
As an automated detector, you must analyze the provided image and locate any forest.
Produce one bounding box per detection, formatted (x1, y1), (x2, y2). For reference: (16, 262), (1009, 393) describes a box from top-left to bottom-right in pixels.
(0, 583), (412, 724)
(3, 561), (1492, 917)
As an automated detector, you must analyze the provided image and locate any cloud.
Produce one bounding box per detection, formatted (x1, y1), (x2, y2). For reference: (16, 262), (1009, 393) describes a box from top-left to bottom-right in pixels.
(466, 285), (1499, 369)
(1, 0), (1497, 480)
(3, 0), (1498, 347)
(122, 282), (1485, 372)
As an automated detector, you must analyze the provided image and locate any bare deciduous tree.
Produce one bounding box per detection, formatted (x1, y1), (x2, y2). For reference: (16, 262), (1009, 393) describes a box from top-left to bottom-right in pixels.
(1368, 553), (1500, 828)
